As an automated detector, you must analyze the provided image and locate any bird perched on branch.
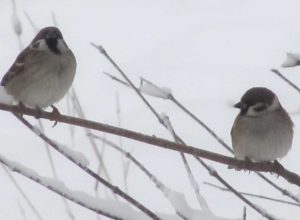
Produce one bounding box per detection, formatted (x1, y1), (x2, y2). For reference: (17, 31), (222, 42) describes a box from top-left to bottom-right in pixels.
(1, 26), (76, 117)
(231, 87), (293, 162)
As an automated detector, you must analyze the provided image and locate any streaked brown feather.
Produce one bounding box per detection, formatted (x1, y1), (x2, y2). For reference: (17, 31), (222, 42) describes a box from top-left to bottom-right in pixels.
(1, 47), (39, 86)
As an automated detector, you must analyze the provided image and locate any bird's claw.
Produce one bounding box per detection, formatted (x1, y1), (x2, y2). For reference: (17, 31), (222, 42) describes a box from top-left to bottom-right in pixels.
(50, 105), (60, 127)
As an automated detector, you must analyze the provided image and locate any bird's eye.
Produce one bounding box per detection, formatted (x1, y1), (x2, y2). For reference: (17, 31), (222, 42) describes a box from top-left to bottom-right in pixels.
(254, 103), (266, 112)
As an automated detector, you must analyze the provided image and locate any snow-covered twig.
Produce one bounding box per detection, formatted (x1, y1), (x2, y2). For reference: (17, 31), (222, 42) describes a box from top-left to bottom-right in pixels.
(92, 45), (284, 219)
(13, 114), (160, 220)
(0, 155), (143, 220)
(101, 72), (300, 204)
(159, 114), (210, 212)
(37, 120), (76, 220)
(2, 166), (44, 220)
(139, 78), (172, 99)
(203, 182), (300, 207)
(69, 88), (113, 194)
(88, 133), (200, 220)
(167, 89), (300, 204)
(281, 53), (300, 67)
(91, 43), (211, 217)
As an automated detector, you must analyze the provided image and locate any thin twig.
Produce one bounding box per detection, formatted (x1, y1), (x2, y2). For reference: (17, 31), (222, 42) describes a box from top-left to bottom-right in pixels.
(88, 133), (189, 220)
(23, 11), (38, 33)
(101, 72), (300, 204)
(243, 207), (246, 220)
(271, 69), (300, 93)
(196, 158), (276, 220)
(1, 166), (43, 220)
(115, 92), (129, 193)
(92, 43), (211, 215)
(203, 182), (300, 207)
(69, 88), (115, 199)
(38, 120), (76, 220)
(14, 114), (160, 220)
(17, 201), (28, 220)
(92, 44), (281, 219)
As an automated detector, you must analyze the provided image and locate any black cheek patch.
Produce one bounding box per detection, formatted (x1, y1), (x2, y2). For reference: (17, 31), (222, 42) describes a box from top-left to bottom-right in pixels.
(254, 104), (266, 112)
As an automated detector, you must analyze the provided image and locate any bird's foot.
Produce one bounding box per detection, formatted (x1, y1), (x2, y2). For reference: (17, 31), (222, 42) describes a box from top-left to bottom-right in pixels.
(243, 157), (253, 173)
(13, 102), (26, 117)
(271, 160), (284, 177)
(34, 108), (42, 119)
(50, 105), (61, 127)
(228, 156), (252, 172)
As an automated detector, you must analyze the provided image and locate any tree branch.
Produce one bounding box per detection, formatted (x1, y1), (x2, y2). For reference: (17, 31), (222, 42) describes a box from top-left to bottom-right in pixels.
(1, 103), (300, 188)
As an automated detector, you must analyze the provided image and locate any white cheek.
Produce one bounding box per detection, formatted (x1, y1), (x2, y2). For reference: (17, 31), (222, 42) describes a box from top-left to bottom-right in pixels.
(31, 39), (49, 52)
(57, 39), (69, 53)
(246, 106), (263, 116)
(268, 97), (280, 111)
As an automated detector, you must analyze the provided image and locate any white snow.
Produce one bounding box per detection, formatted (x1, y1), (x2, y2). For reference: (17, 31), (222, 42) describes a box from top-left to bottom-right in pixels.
(281, 53), (300, 68)
(160, 113), (175, 134)
(0, 154), (149, 220)
(52, 141), (90, 167)
(0, 0), (299, 219)
(139, 78), (172, 99)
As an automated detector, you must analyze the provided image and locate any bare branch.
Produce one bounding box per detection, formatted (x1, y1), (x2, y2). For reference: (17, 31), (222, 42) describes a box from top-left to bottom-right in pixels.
(23, 11), (38, 33)
(69, 88), (114, 194)
(203, 182), (300, 207)
(1, 102), (300, 195)
(271, 69), (300, 93)
(92, 44), (283, 219)
(195, 157), (276, 220)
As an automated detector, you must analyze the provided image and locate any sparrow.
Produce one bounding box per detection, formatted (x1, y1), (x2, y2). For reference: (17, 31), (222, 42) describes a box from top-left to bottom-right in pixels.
(1, 26), (76, 114)
(231, 87), (293, 162)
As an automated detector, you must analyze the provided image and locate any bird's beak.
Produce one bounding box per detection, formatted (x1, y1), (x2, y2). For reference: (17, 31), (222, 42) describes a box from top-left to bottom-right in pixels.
(234, 101), (247, 110)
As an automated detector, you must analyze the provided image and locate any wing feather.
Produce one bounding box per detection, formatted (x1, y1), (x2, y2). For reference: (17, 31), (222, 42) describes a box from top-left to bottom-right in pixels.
(1, 47), (30, 86)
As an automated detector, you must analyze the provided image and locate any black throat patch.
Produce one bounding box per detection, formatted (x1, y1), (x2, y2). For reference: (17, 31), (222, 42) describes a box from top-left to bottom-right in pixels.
(46, 38), (61, 54)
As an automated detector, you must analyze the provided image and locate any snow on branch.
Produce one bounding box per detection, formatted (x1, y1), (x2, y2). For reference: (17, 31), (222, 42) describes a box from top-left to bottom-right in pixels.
(91, 44), (284, 220)
(139, 78), (172, 99)
(0, 154), (150, 220)
(101, 68), (300, 205)
(88, 133), (240, 220)
(281, 53), (300, 67)
(14, 114), (161, 220)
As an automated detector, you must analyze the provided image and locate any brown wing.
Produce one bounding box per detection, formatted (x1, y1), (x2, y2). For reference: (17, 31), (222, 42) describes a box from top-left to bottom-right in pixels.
(1, 47), (31, 86)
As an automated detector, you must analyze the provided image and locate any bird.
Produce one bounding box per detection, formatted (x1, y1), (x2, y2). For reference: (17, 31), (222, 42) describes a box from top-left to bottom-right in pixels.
(231, 87), (293, 162)
(1, 26), (76, 116)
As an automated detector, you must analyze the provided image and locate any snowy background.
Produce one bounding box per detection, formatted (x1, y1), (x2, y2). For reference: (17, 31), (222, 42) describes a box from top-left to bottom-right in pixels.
(1, 0), (300, 219)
